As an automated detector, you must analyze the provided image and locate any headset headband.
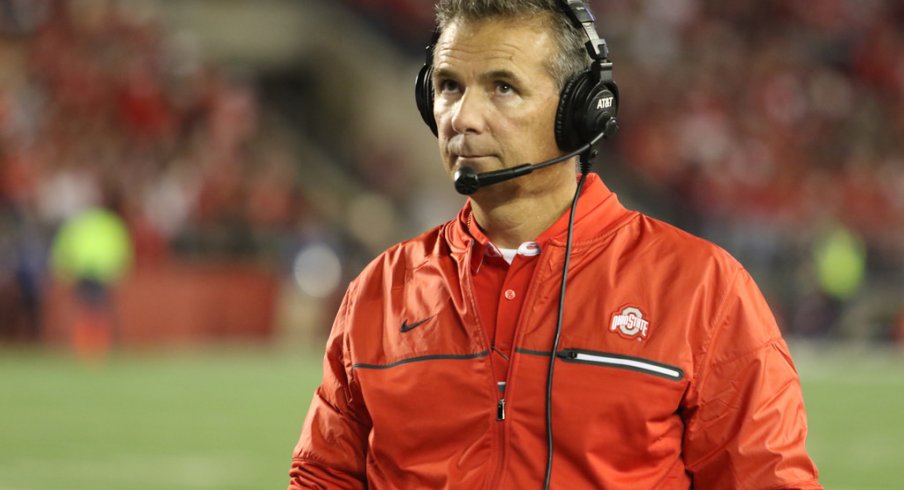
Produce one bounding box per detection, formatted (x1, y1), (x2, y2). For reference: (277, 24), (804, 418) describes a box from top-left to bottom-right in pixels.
(560, 0), (608, 61)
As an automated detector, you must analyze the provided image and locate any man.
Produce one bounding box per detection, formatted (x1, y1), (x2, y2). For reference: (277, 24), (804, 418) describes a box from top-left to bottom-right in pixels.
(289, 1), (822, 488)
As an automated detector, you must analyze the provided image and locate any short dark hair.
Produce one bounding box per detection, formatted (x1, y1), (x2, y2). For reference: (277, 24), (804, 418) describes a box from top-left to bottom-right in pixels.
(434, 0), (590, 89)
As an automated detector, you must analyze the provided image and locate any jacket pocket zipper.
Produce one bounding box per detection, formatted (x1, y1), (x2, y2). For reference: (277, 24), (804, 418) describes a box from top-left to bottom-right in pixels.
(557, 349), (684, 381)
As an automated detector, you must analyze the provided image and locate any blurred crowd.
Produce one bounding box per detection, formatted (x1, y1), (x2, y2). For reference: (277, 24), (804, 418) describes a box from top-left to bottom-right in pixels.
(0, 1), (310, 341)
(1, 0), (902, 345)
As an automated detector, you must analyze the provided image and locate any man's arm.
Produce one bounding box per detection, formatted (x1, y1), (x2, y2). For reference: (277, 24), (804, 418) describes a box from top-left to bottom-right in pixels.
(683, 270), (822, 489)
(288, 289), (371, 489)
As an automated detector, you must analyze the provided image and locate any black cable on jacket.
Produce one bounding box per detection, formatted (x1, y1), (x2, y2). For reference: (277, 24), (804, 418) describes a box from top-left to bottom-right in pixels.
(543, 166), (590, 490)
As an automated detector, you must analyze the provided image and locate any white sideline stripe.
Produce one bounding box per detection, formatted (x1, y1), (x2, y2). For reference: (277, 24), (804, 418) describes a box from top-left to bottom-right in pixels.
(573, 352), (681, 379)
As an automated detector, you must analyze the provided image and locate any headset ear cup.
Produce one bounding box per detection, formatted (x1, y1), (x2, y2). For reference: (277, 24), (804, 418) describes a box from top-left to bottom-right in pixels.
(555, 72), (620, 152)
(583, 81), (618, 138)
(596, 80), (619, 137)
(415, 65), (438, 136)
(555, 72), (591, 152)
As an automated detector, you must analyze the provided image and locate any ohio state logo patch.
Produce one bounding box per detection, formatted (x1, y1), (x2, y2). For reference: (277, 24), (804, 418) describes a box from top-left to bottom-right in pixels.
(610, 306), (650, 341)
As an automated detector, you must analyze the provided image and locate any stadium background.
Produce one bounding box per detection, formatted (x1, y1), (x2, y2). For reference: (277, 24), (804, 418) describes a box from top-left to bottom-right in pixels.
(0, 0), (902, 488)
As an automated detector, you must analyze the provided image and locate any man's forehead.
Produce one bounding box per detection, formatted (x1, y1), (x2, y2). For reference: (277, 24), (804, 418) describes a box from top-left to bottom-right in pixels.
(434, 17), (555, 71)
(437, 15), (553, 45)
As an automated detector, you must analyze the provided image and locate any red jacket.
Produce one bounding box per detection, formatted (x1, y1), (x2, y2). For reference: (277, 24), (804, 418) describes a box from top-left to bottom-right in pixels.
(289, 175), (821, 489)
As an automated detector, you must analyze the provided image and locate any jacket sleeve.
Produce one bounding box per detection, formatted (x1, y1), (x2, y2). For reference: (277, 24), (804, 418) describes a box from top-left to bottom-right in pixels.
(288, 287), (371, 489)
(684, 269), (822, 489)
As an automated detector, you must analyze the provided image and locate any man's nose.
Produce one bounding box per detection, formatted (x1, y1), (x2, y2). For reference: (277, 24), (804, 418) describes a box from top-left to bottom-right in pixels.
(450, 91), (488, 135)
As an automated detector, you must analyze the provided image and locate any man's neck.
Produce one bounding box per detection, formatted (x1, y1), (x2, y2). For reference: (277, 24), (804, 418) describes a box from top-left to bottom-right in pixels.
(470, 167), (578, 249)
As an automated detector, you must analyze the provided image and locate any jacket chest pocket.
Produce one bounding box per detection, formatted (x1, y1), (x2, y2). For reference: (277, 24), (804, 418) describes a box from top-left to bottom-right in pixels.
(550, 346), (687, 412)
(536, 346), (689, 463)
(557, 348), (684, 381)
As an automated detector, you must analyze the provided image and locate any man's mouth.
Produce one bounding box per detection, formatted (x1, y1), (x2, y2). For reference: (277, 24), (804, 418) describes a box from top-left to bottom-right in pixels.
(453, 154), (493, 165)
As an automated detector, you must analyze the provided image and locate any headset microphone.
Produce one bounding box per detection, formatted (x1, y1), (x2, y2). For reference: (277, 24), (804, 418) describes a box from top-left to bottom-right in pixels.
(453, 164), (531, 196)
(452, 127), (612, 195)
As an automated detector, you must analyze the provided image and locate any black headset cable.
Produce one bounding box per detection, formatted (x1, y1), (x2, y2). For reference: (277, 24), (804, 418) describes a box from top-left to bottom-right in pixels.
(542, 132), (602, 489)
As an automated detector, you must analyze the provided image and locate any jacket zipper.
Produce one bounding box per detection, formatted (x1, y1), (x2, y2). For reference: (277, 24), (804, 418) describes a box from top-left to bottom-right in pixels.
(487, 244), (557, 488)
(490, 378), (507, 489)
(557, 348), (684, 381)
(460, 246), (509, 489)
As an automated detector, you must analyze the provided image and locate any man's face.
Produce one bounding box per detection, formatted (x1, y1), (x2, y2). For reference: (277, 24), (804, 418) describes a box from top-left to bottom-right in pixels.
(432, 16), (562, 183)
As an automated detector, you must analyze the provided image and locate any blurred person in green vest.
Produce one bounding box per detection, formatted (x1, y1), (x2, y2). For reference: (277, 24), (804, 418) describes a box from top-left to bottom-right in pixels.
(814, 224), (866, 303)
(50, 202), (133, 360)
(794, 222), (867, 338)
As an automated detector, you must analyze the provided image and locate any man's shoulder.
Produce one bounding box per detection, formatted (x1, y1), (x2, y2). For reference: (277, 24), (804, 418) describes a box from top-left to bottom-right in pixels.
(351, 220), (455, 289)
(625, 212), (744, 275)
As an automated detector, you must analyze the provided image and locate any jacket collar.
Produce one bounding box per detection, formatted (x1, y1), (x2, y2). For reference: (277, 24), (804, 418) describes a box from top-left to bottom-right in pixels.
(445, 173), (633, 259)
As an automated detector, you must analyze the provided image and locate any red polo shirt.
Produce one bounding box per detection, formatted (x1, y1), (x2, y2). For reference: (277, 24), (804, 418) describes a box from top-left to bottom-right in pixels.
(463, 173), (617, 384)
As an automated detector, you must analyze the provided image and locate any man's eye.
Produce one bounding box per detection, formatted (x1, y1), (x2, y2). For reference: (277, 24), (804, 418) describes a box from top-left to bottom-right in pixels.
(496, 82), (516, 95)
(438, 79), (460, 93)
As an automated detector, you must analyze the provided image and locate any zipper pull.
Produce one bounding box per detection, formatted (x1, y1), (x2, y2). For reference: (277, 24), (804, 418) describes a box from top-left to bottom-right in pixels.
(556, 349), (578, 359)
(496, 398), (506, 421)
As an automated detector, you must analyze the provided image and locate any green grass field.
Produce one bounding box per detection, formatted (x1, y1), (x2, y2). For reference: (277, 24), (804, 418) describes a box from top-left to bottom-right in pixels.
(1, 343), (902, 489)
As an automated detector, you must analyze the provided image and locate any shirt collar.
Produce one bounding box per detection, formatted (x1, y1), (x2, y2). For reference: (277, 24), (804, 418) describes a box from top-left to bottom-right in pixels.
(454, 173), (627, 272)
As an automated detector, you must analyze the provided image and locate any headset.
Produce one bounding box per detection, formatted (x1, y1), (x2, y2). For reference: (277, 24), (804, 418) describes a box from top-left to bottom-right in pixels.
(413, 2), (618, 488)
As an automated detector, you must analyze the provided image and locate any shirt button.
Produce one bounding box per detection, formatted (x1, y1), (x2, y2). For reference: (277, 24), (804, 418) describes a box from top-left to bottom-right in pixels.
(504, 289), (516, 300)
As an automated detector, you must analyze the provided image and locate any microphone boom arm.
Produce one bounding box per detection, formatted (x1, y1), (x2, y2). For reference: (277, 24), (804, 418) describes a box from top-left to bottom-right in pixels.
(453, 130), (607, 195)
